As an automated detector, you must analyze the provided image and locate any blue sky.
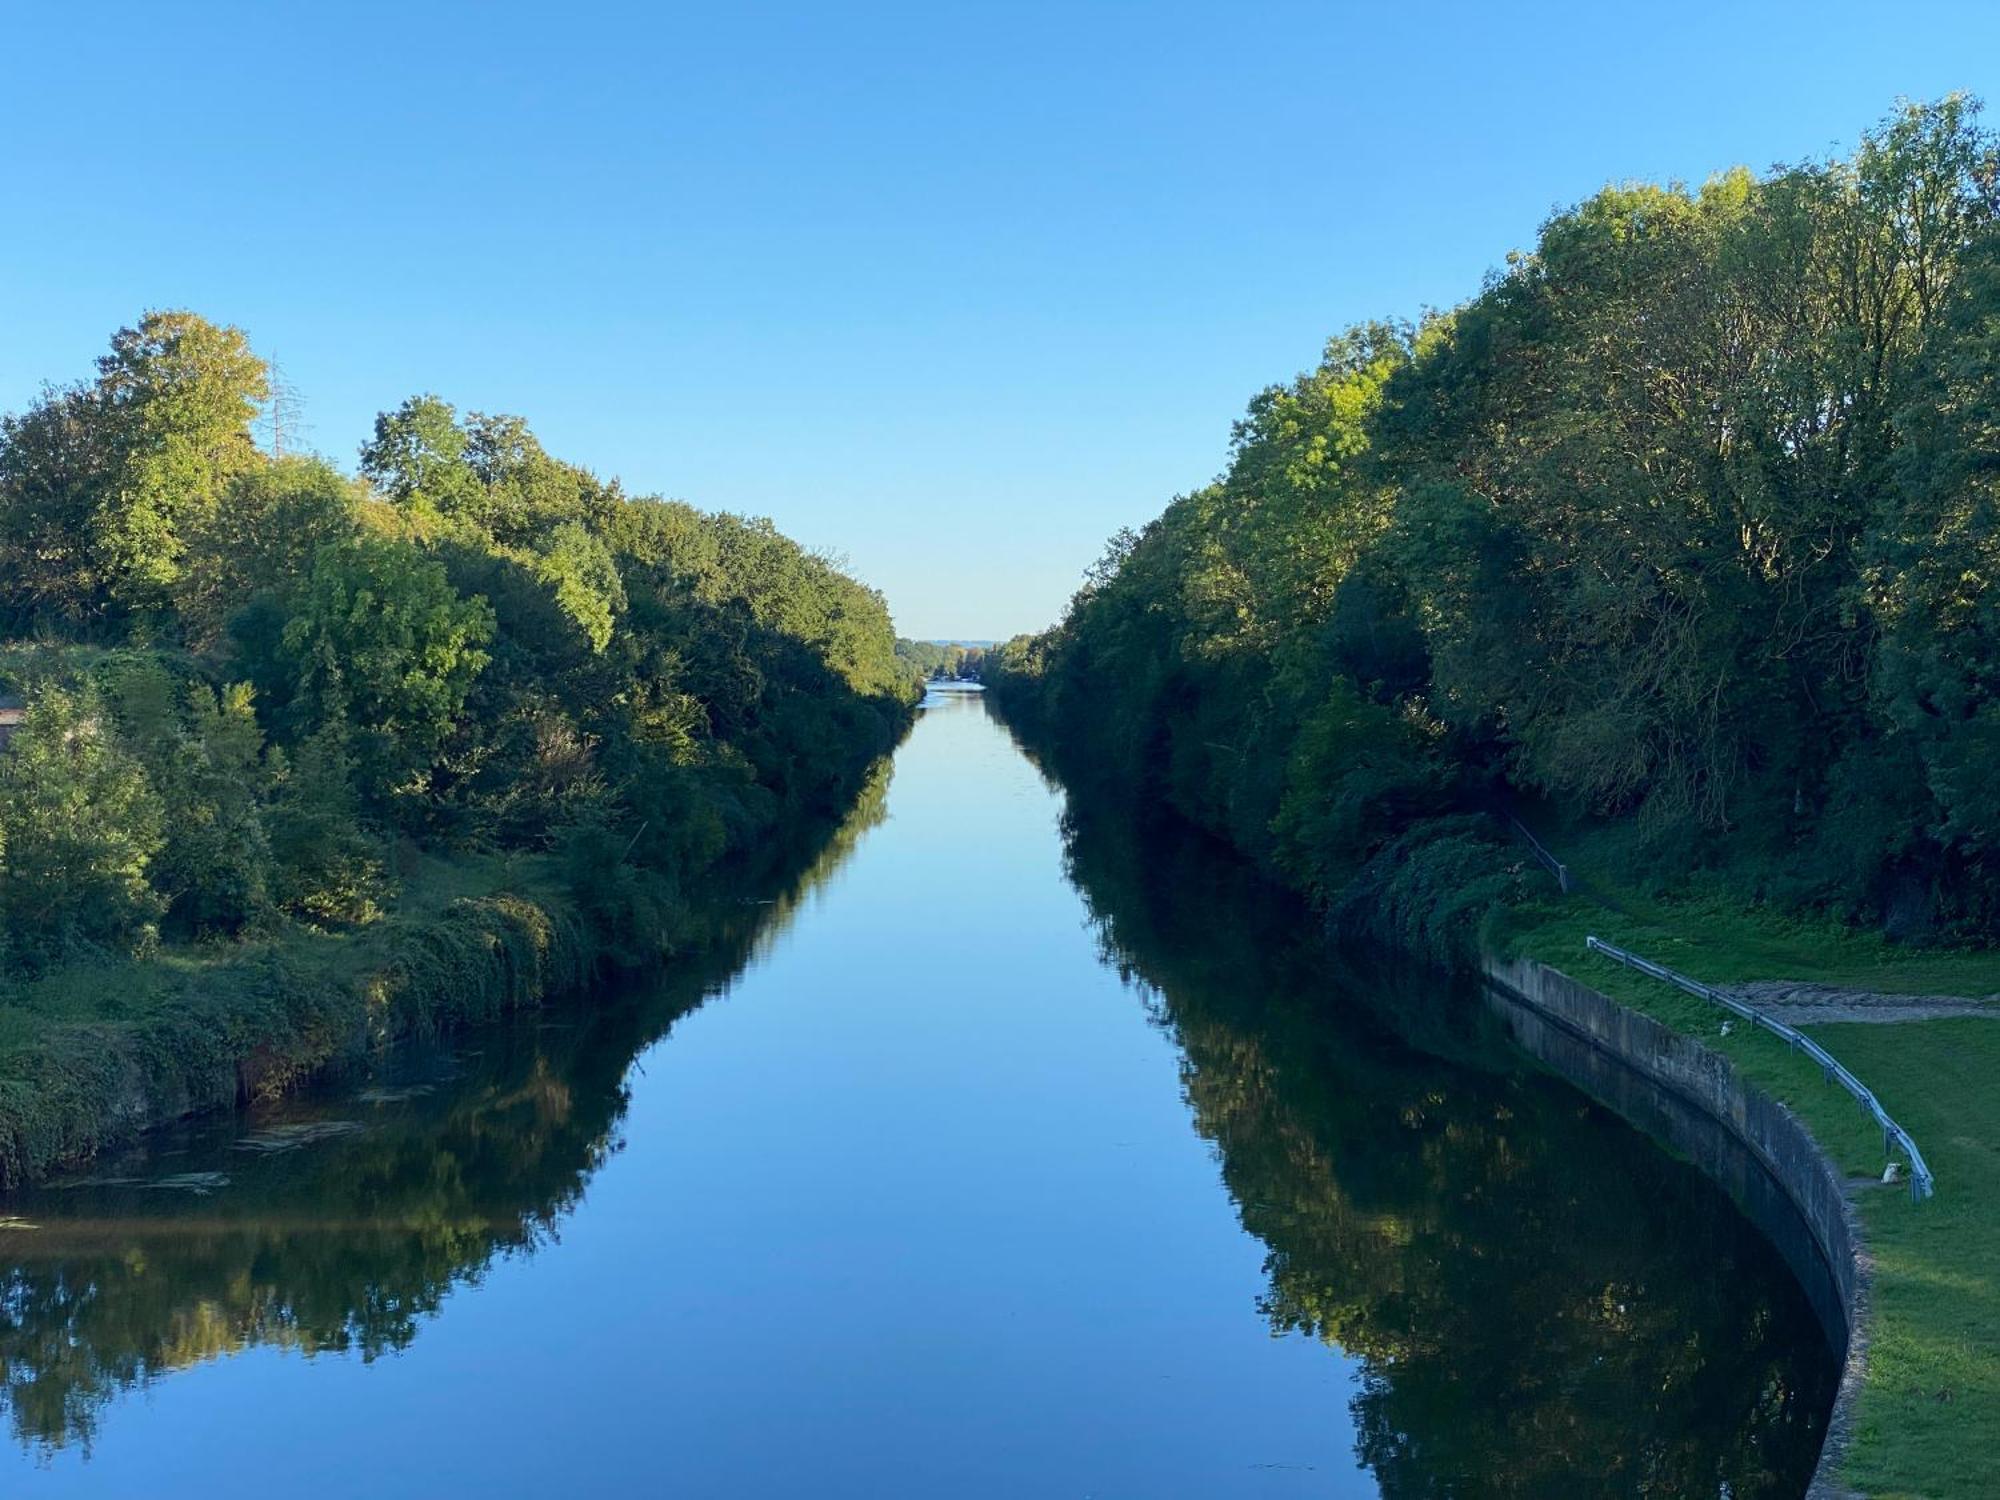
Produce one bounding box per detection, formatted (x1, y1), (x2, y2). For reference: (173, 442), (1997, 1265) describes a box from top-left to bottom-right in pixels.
(5, 2), (1998, 638)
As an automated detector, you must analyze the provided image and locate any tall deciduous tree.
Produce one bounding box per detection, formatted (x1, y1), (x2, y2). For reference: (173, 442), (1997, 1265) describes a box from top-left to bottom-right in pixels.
(90, 311), (268, 616)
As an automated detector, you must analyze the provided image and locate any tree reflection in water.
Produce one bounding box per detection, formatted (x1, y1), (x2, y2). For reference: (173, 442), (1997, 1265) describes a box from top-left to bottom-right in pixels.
(0, 741), (1839, 1498)
(0, 761), (892, 1456)
(1056, 793), (1838, 1500)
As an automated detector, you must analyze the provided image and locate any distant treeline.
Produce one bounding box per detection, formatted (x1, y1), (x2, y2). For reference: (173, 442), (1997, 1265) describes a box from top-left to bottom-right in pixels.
(989, 97), (2000, 956)
(895, 638), (988, 682)
(0, 312), (915, 965)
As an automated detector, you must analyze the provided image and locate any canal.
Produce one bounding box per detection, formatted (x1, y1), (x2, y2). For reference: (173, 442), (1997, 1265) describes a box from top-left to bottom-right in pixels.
(0, 687), (1835, 1496)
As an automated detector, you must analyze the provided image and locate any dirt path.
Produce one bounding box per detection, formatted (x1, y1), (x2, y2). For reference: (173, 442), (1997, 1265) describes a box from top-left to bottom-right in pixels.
(1727, 981), (2000, 1026)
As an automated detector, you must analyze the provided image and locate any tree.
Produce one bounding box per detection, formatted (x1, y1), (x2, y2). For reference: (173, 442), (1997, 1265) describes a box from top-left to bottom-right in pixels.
(361, 400), (609, 546)
(0, 685), (166, 959)
(0, 384), (114, 629)
(279, 534), (496, 801)
(266, 717), (384, 925)
(179, 455), (363, 645)
(101, 661), (277, 938)
(1870, 215), (2000, 917)
(359, 395), (483, 524)
(90, 311), (269, 615)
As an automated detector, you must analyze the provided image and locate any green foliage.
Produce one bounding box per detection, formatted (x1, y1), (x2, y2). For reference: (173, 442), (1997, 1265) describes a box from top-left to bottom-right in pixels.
(357, 394), (486, 524)
(277, 533), (497, 799)
(1002, 96), (2000, 946)
(0, 304), (915, 1135)
(0, 311), (268, 631)
(1335, 815), (1527, 968)
(361, 397), (613, 546)
(180, 455), (363, 644)
(0, 685), (166, 961)
(105, 665), (276, 938)
(90, 311), (269, 616)
(533, 521), (625, 652)
(1271, 682), (1449, 901)
(0, 384), (113, 631)
(264, 718), (384, 925)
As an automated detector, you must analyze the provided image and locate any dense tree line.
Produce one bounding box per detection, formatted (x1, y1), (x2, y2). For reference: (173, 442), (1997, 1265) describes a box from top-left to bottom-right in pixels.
(0, 313), (914, 967)
(990, 98), (2000, 953)
(894, 638), (988, 683)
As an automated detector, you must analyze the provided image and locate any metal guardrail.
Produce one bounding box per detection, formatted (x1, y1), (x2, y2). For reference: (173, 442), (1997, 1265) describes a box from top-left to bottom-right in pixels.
(1585, 935), (1936, 1202)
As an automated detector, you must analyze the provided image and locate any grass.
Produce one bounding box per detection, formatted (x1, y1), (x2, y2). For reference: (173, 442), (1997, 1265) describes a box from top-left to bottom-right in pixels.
(1515, 809), (2000, 996)
(1498, 881), (2000, 1499)
(0, 849), (603, 1188)
(0, 749), (896, 1192)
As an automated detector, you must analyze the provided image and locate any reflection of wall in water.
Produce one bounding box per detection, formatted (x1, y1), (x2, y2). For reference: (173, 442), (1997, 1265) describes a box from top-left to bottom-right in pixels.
(1056, 795), (1840, 1500)
(1484, 961), (1853, 1346)
(1483, 955), (1868, 1495)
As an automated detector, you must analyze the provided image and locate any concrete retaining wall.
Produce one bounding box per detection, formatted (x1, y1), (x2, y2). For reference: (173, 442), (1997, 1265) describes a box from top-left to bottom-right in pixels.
(1482, 955), (1870, 1500)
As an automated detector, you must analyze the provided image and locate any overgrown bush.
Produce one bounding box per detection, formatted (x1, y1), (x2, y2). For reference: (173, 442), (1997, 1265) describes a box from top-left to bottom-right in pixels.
(0, 685), (166, 962)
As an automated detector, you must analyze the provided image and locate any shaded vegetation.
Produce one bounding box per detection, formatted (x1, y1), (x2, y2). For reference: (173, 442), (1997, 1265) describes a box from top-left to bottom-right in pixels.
(0, 760), (890, 1453)
(989, 97), (2000, 956)
(0, 313), (915, 1177)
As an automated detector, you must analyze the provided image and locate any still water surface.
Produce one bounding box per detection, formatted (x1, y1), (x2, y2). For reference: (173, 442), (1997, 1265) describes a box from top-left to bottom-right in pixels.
(0, 688), (1834, 1496)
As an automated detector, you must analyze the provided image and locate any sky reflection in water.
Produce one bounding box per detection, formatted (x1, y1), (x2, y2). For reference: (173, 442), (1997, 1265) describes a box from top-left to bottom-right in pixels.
(0, 689), (1833, 1497)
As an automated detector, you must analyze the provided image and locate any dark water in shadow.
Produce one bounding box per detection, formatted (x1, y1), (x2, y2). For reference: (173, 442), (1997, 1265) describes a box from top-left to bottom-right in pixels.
(0, 688), (1835, 1496)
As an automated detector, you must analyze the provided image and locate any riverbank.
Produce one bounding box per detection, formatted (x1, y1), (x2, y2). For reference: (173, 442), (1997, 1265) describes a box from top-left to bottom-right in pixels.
(1481, 953), (1868, 1498)
(0, 756), (897, 1192)
(0, 676), (1838, 1494)
(0, 853), (583, 1189)
(1495, 893), (1997, 1499)
(987, 685), (1989, 1497)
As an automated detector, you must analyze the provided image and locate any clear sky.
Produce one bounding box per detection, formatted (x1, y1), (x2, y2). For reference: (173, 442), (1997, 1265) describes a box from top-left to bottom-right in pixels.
(4, 2), (1998, 639)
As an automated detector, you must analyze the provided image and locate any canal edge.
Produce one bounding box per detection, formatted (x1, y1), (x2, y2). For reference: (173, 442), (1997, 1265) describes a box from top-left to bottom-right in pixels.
(1480, 955), (1872, 1500)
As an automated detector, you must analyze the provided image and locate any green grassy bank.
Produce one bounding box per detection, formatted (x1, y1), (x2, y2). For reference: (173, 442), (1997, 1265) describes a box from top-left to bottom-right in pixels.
(0, 853), (604, 1189)
(0, 799), (874, 1191)
(1498, 882), (1996, 1499)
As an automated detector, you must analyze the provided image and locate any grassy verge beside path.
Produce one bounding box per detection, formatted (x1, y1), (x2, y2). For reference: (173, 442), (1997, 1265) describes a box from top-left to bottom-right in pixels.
(1499, 887), (1998, 1499)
